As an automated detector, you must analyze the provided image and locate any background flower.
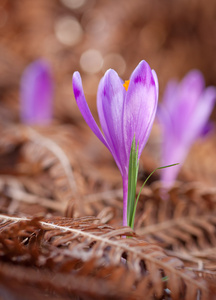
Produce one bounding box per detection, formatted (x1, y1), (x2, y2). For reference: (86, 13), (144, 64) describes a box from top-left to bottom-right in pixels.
(20, 60), (53, 125)
(158, 70), (216, 188)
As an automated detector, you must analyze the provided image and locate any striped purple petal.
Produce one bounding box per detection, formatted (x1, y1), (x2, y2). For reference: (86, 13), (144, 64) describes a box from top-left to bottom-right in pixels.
(97, 69), (126, 175)
(72, 71), (109, 150)
(123, 60), (158, 161)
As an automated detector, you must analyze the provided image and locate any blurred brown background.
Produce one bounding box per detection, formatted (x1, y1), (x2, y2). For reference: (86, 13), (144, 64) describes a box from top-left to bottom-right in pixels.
(0, 0), (216, 192)
(1, 0), (216, 122)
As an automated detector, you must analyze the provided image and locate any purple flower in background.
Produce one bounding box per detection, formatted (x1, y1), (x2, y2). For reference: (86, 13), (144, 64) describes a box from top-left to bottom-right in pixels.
(72, 60), (158, 226)
(158, 70), (216, 188)
(20, 60), (53, 125)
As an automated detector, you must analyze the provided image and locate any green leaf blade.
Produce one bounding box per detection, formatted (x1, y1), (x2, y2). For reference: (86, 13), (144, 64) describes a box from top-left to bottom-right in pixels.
(127, 136), (139, 228)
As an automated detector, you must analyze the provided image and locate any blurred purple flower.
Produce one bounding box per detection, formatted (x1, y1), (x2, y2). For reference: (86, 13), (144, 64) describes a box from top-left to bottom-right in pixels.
(158, 70), (216, 188)
(72, 60), (158, 225)
(20, 60), (53, 125)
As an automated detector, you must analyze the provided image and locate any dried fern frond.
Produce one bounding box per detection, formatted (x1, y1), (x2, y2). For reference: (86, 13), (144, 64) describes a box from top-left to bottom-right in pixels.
(0, 214), (209, 300)
(136, 181), (216, 228)
(135, 182), (216, 273)
(0, 125), (122, 218)
(0, 125), (87, 216)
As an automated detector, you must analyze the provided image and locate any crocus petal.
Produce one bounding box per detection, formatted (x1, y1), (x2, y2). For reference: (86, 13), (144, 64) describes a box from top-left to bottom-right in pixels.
(157, 104), (173, 135)
(162, 79), (178, 111)
(72, 71), (109, 150)
(20, 60), (53, 125)
(97, 69), (126, 175)
(161, 140), (187, 188)
(179, 70), (204, 109)
(124, 60), (158, 160)
(152, 69), (159, 99)
(199, 121), (214, 138)
(170, 70), (205, 138)
(185, 86), (216, 144)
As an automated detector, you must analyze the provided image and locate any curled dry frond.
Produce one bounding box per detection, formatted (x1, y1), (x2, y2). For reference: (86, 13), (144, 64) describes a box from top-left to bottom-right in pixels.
(0, 214), (209, 300)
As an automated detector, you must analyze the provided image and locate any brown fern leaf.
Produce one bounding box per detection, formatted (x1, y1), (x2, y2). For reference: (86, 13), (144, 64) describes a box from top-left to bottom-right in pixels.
(136, 181), (216, 228)
(0, 214), (209, 300)
(0, 125), (88, 216)
(192, 270), (216, 300)
(0, 125), (122, 218)
(0, 261), (144, 300)
(66, 188), (123, 222)
(135, 182), (216, 272)
(0, 175), (68, 215)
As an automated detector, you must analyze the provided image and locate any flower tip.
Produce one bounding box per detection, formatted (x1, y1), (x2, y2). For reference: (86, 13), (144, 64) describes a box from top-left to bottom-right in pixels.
(131, 60), (157, 88)
(72, 70), (81, 80)
(187, 69), (203, 79)
(138, 59), (147, 66)
(21, 59), (52, 82)
(72, 71), (83, 100)
(103, 68), (118, 78)
(182, 69), (205, 92)
(137, 60), (155, 73)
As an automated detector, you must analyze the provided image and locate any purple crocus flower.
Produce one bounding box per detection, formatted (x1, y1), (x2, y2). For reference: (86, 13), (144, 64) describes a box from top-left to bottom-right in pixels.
(158, 70), (216, 188)
(72, 60), (158, 226)
(20, 60), (53, 125)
